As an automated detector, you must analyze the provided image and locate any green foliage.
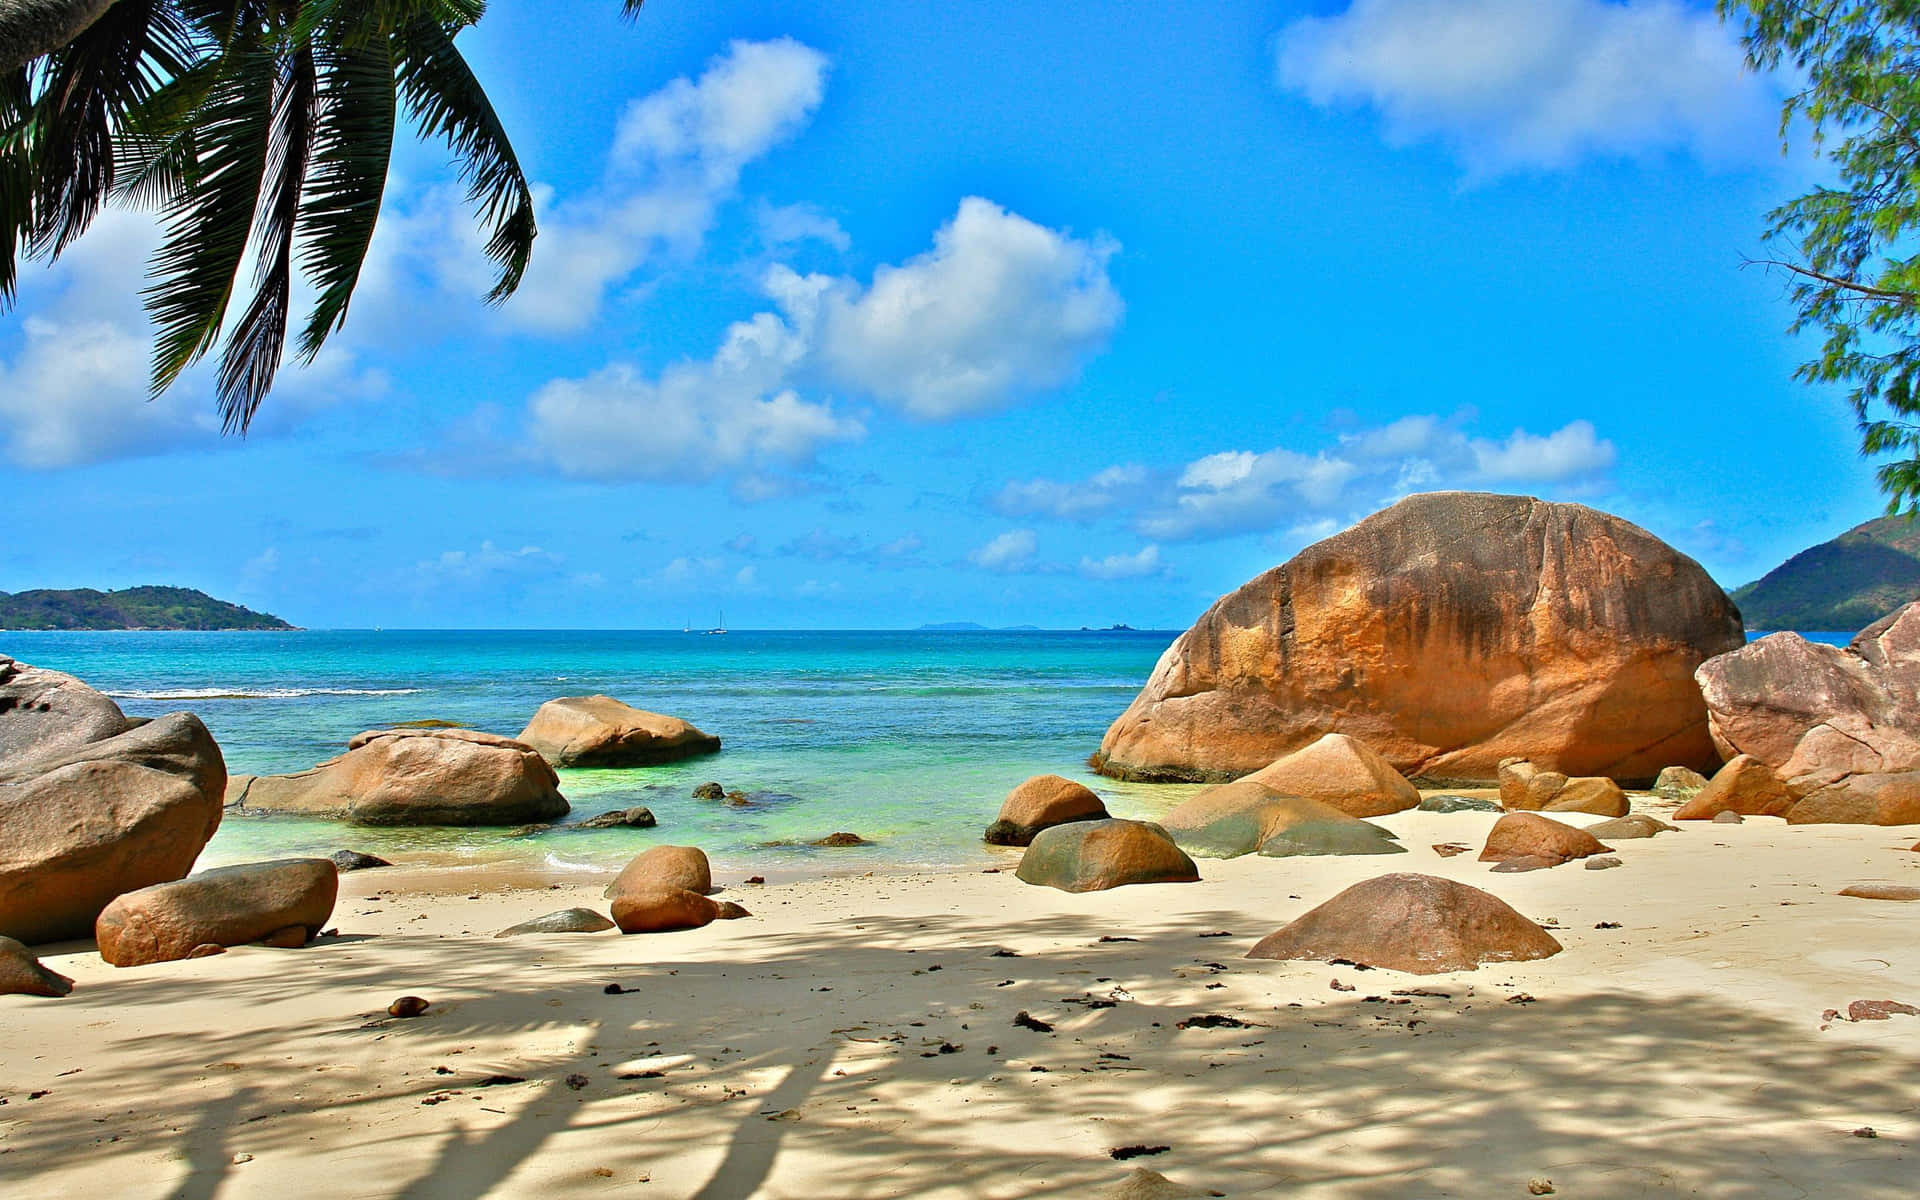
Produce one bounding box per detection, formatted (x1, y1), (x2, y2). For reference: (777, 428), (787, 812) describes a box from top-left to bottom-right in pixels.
(1731, 513), (1920, 630)
(2, 1), (649, 434)
(0, 585), (295, 629)
(1723, 1), (1920, 513)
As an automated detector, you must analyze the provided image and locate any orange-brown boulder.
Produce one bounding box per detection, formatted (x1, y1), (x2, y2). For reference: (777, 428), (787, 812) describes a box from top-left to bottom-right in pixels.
(1160, 782), (1404, 859)
(1675, 755), (1797, 820)
(1246, 873), (1563, 974)
(1838, 884), (1920, 902)
(1479, 813), (1612, 868)
(610, 886), (738, 933)
(0, 935), (73, 996)
(985, 775), (1108, 846)
(1015, 819), (1199, 893)
(1239, 734), (1419, 818)
(1495, 760), (1627, 816)
(605, 845), (712, 900)
(517, 696), (720, 767)
(95, 858), (338, 967)
(1095, 494), (1741, 786)
(227, 728), (565, 826)
(1542, 777), (1629, 817)
(1786, 772), (1920, 825)
(1, 711), (226, 945)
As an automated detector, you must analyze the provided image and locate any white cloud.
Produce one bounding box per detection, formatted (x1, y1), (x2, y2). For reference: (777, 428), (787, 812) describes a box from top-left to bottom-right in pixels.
(1276, 0), (1775, 173)
(994, 463), (1150, 521)
(412, 541), (561, 588)
(969, 529), (1039, 573)
(1470, 420), (1617, 480)
(1078, 544), (1165, 580)
(756, 201), (851, 251)
(806, 198), (1122, 418)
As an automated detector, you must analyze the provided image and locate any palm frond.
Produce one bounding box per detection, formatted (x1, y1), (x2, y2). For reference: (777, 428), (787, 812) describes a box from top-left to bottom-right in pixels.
(0, 64), (31, 305)
(110, 60), (221, 209)
(143, 40), (274, 397)
(394, 12), (532, 304)
(294, 30), (394, 360)
(215, 40), (317, 432)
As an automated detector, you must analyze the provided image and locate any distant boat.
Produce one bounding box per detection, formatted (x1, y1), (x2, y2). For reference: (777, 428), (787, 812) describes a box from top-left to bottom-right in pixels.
(703, 609), (728, 636)
(682, 617), (692, 633)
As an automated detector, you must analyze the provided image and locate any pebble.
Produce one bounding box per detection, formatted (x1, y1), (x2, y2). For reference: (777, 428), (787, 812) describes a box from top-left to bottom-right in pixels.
(1527, 1178), (1555, 1195)
(1583, 856), (1623, 871)
(388, 996), (430, 1018)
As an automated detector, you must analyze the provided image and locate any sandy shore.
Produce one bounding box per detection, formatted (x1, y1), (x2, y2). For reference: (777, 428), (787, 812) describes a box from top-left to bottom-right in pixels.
(4, 804), (1918, 1198)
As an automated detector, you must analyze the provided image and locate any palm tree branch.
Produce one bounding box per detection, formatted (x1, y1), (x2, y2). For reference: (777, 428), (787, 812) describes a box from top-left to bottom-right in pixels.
(294, 28), (394, 360)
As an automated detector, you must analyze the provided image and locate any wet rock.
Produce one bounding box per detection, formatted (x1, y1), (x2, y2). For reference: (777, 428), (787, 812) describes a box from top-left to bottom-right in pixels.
(517, 696), (719, 767)
(329, 850), (392, 871)
(576, 807), (657, 830)
(0, 935), (73, 997)
(495, 908), (616, 937)
(1015, 819), (1200, 893)
(1246, 873), (1562, 974)
(95, 858), (338, 967)
(1839, 884), (1920, 901)
(811, 832), (869, 847)
(985, 774), (1108, 846)
(1419, 794), (1502, 814)
(692, 782), (725, 800)
(1478, 813), (1611, 868)
(229, 728), (565, 827)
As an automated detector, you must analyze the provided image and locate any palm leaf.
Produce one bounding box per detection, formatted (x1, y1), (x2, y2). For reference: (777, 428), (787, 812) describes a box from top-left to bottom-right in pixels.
(143, 39), (274, 397)
(394, 12), (532, 304)
(0, 64), (31, 305)
(215, 40), (317, 432)
(293, 28), (394, 359)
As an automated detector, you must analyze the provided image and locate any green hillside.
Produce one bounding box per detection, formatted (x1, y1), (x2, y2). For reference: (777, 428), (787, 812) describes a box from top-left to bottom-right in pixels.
(1732, 516), (1920, 632)
(0, 587), (296, 631)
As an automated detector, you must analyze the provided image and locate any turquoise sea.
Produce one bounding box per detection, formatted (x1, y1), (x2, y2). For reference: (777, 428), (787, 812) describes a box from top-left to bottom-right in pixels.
(0, 630), (1198, 880)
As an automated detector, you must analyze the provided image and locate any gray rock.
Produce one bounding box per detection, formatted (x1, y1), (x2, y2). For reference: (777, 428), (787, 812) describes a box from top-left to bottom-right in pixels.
(1713, 810), (1745, 824)
(576, 806), (657, 830)
(1584, 855), (1624, 870)
(329, 850), (392, 871)
(1652, 765), (1709, 800)
(495, 907), (616, 937)
(692, 782), (725, 800)
(0, 654), (131, 770)
(1418, 794), (1503, 814)
(1585, 814), (1679, 840)
(0, 934), (73, 996)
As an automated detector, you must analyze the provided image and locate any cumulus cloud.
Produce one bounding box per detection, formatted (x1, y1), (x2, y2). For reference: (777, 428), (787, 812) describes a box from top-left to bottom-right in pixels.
(756, 201), (851, 251)
(1275, 0), (1775, 173)
(804, 198), (1121, 418)
(1078, 544), (1165, 581)
(518, 197), (1117, 484)
(969, 529), (1039, 573)
(994, 464), (1151, 521)
(412, 541), (562, 588)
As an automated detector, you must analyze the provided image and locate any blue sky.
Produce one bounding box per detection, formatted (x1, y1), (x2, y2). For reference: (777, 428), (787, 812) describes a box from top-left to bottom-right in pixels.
(0, 0), (1884, 629)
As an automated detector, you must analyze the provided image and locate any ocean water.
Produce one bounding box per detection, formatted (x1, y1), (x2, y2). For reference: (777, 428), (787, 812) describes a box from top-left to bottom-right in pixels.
(1, 630), (1197, 880)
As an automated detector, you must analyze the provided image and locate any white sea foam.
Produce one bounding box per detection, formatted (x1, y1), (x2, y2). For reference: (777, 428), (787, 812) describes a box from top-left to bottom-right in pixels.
(541, 853), (601, 873)
(105, 687), (422, 700)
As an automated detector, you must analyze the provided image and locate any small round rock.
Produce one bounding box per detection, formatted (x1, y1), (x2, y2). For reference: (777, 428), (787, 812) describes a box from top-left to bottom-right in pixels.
(1712, 811), (1744, 824)
(1527, 1179), (1555, 1196)
(388, 995), (431, 1018)
(1583, 855), (1623, 871)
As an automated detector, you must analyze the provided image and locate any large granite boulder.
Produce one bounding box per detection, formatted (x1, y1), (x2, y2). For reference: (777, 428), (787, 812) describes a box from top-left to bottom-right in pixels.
(1160, 781), (1404, 859)
(0, 711), (226, 944)
(1, 935), (74, 996)
(1697, 603), (1920, 823)
(516, 696), (720, 767)
(0, 654), (131, 769)
(1495, 759), (1628, 816)
(1478, 812), (1612, 868)
(1096, 493), (1742, 785)
(1239, 733), (1419, 818)
(610, 888), (748, 934)
(227, 728), (566, 826)
(1674, 754), (1797, 820)
(605, 845), (712, 900)
(1585, 813), (1678, 840)
(985, 774), (1108, 846)
(1015, 819), (1199, 893)
(1246, 873), (1563, 974)
(95, 858), (338, 967)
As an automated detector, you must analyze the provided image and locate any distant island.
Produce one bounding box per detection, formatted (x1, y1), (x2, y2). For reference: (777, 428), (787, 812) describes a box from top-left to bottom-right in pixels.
(1733, 515), (1920, 632)
(0, 587), (296, 631)
(916, 622), (1044, 632)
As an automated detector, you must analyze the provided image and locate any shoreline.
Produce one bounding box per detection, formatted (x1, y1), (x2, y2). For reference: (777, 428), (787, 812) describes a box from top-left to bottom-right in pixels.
(7, 802), (1916, 1198)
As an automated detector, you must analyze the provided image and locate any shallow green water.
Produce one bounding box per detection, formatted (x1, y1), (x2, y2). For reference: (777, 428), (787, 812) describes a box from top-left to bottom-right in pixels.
(2, 630), (1200, 878)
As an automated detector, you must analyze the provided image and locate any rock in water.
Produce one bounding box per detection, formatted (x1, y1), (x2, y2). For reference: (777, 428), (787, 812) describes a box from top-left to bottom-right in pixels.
(0, 655), (131, 769)
(985, 774), (1108, 846)
(576, 807), (657, 830)
(811, 832), (869, 847)
(1478, 813), (1612, 868)
(1585, 814), (1678, 840)
(1246, 873), (1562, 974)
(1015, 819), (1199, 893)
(605, 845), (712, 900)
(1239, 733), (1419, 818)
(329, 850), (392, 871)
(227, 728), (566, 826)
(1698, 602), (1920, 823)
(692, 782), (725, 799)
(1653, 765), (1709, 800)
(0, 711), (226, 944)
(1160, 783), (1403, 859)
(1419, 794), (1503, 814)
(496, 908), (616, 937)
(95, 858), (338, 967)
(0, 935), (74, 996)
(516, 696), (720, 767)
(1675, 755), (1797, 820)
(1096, 493), (1742, 784)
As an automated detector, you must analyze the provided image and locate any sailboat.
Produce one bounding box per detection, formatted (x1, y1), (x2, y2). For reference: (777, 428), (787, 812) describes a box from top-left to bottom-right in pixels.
(703, 608), (728, 636)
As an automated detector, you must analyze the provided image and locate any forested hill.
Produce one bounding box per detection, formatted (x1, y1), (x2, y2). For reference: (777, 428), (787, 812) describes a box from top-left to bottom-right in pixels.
(1732, 516), (1920, 632)
(0, 587), (296, 631)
